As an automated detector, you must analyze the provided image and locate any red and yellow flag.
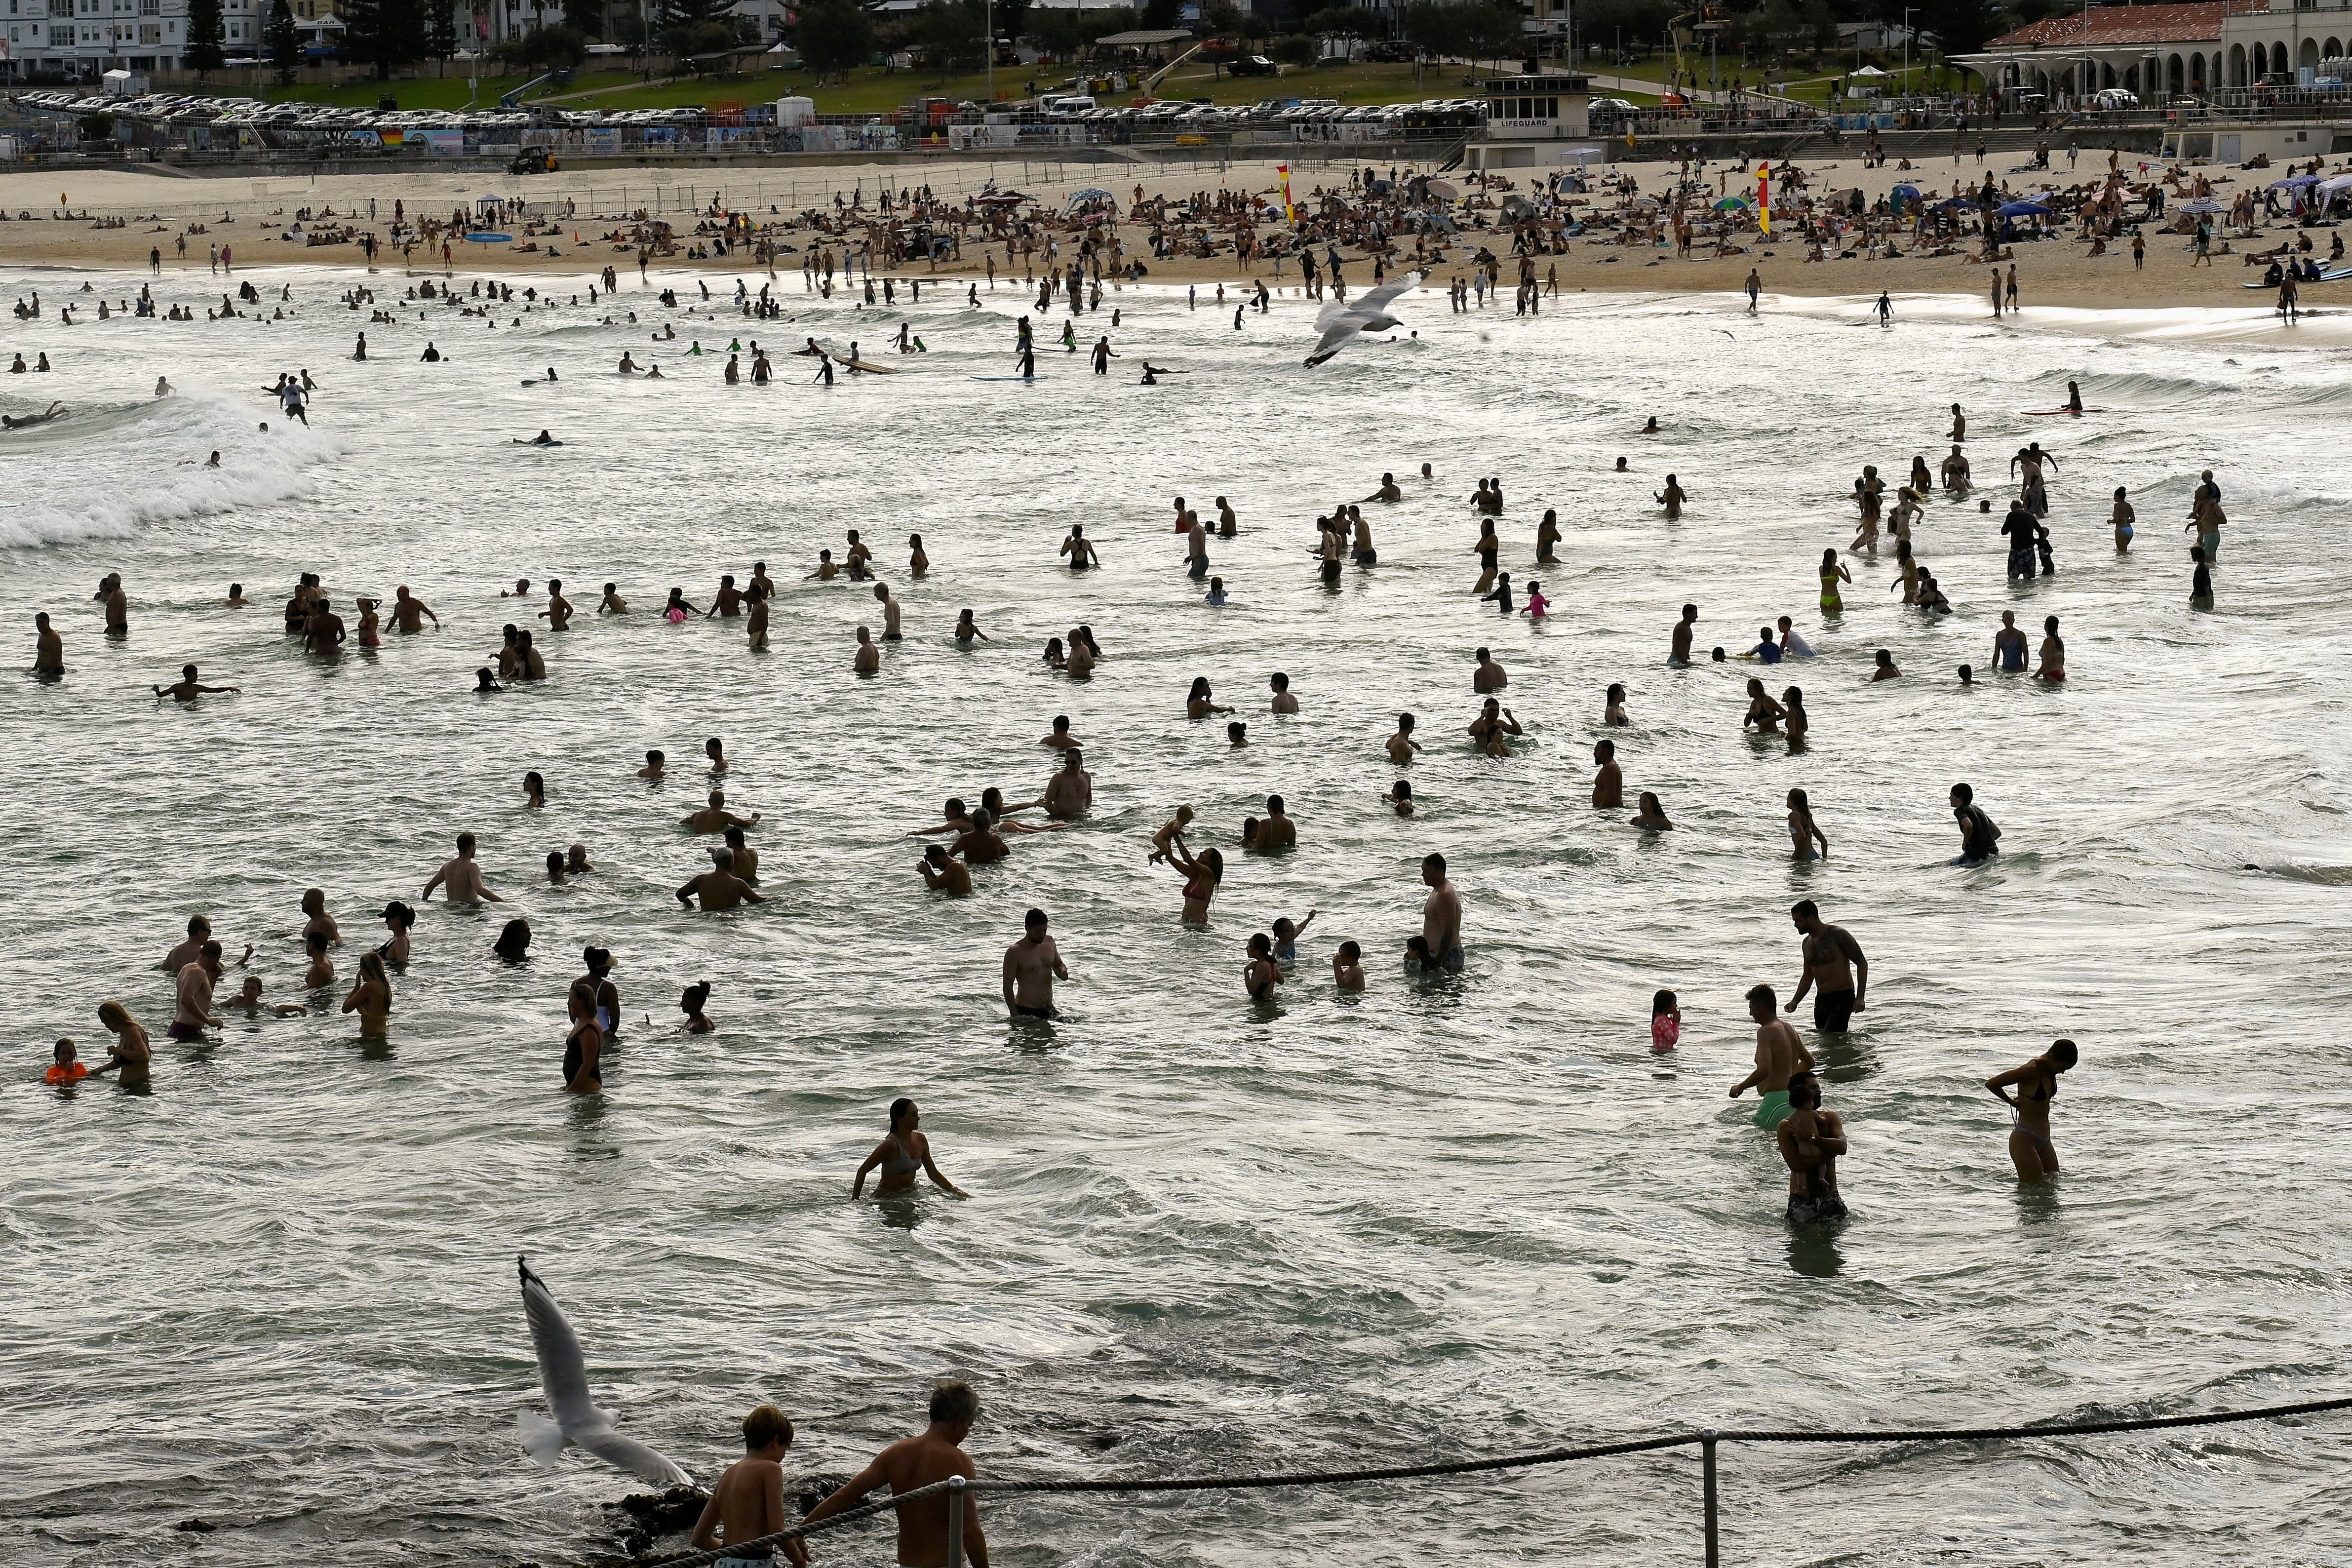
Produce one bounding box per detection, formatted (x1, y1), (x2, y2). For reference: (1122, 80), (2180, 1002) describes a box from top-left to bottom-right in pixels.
(1756, 163), (1771, 234)
(1278, 163), (1294, 222)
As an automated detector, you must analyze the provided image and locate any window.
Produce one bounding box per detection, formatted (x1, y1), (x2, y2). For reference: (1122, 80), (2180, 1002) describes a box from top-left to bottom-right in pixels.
(141, 0), (156, 12)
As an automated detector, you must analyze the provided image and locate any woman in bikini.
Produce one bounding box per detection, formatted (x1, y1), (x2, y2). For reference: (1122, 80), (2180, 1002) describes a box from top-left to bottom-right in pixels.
(562, 1009), (602, 1093)
(1819, 548), (1852, 614)
(341, 951), (392, 1038)
(853, 1098), (966, 1197)
(1186, 676), (1231, 719)
(354, 596), (382, 648)
(1786, 787), (1828, 861)
(1742, 677), (1786, 735)
(1169, 841), (1223, 925)
(1781, 685), (1809, 745)
(377, 901), (415, 967)
(91, 1000), (152, 1089)
(1986, 1038), (2077, 1179)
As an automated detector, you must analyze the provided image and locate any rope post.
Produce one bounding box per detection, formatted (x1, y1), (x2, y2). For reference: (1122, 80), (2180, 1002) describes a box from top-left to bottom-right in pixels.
(1700, 1430), (1719, 1568)
(947, 1474), (967, 1568)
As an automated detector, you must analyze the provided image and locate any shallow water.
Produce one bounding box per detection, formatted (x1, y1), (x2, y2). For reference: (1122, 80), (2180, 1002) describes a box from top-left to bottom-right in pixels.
(4, 264), (2352, 1567)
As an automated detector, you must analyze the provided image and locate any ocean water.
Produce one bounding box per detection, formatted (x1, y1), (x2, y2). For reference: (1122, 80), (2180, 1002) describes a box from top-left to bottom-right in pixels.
(4, 263), (2352, 1568)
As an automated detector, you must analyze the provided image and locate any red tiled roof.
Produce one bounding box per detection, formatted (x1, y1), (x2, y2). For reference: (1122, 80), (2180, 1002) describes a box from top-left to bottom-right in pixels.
(1983, 0), (2265, 50)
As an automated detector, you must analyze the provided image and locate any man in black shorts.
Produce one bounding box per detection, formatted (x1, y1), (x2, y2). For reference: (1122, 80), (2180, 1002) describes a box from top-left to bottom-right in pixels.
(1786, 899), (1867, 1033)
(1002, 907), (1068, 1019)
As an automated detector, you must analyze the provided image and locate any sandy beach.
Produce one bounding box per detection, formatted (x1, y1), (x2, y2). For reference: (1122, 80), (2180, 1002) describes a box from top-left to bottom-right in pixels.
(0, 146), (2326, 313)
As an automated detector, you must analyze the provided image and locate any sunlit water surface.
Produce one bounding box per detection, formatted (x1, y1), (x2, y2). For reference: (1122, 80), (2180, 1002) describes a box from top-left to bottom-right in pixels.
(3, 261), (2351, 1567)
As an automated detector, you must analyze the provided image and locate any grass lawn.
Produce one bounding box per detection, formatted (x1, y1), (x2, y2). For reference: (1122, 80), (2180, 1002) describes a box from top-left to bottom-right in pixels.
(260, 57), (1510, 116)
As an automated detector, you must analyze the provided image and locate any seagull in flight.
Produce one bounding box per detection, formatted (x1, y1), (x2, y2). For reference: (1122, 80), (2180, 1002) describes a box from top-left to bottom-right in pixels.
(1304, 271), (1422, 367)
(515, 1256), (692, 1488)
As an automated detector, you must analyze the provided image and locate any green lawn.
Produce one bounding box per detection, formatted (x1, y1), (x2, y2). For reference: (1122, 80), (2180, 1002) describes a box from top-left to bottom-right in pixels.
(259, 51), (1987, 118)
(258, 57), (1503, 117)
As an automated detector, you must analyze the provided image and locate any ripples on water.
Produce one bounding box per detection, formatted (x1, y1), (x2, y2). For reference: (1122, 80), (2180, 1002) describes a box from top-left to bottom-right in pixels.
(3, 266), (2351, 1565)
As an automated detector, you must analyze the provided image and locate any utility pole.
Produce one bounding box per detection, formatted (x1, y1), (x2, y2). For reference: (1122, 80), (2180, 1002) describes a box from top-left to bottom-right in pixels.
(985, 0), (993, 104)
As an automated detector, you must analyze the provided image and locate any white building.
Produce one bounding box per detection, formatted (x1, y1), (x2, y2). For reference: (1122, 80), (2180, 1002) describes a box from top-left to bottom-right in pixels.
(1955, 0), (2352, 101)
(2, 0), (268, 79)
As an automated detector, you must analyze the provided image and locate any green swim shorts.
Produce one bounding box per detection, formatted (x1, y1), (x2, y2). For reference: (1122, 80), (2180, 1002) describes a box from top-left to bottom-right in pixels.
(1754, 1089), (1794, 1129)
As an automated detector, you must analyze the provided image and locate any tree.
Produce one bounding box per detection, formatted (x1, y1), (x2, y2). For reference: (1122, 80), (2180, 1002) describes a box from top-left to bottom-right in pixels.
(910, 0), (986, 69)
(561, 0), (603, 38)
(1303, 6), (1369, 38)
(1912, 0), (2001, 58)
(657, 0), (741, 52)
(1400, 0), (1463, 59)
(423, 0), (457, 62)
(185, 0), (228, 74)
(341, 0), (427, 80)
(1452, 1), (1525, 70)
(266, 0), (301, 82)
(1138, 0), (1180, 30)
(794, 0), (876, 80)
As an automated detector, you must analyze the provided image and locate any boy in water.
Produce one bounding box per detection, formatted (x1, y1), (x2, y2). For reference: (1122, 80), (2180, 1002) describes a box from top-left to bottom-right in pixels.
(1331, 940), (1366, 990)
(1776, 1073), (1848, 1223)
(689, 1404), (809, 1568)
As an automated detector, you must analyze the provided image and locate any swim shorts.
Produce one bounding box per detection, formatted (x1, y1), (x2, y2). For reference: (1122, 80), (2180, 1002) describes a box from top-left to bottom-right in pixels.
(1813, 989), (1855, 1034)
(1786, 1193), (1848, 1225)
(1186, 556), (1208, 578)
(1011, 1003), (1060, 1020)
(2006, 547), (2034, 579)
(166, 1021), (206, 1041)
(1754, 1090), (1793, 1129)
(1437, 944), (1465, 974)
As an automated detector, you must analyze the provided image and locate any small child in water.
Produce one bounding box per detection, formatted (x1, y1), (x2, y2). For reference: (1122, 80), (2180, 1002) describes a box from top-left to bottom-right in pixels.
(681, 981), (714, 1034)
(1332, 941), (1365, 990)
(1203, 576), (1227, 608)
(1270, 910), (1317, 961)
(1521, 581), (1548, 621)
(46, 1039), (87, 1084)
(1650, 989), (1681, 1054)
(1147, 805), (1194, 864)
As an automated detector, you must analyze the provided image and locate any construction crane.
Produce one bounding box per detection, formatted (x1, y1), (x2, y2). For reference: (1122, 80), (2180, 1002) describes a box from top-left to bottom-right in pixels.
(498, 68), (574, 109)
(1139, 43), (1202, 98)
(1665, 5), (1723, 97)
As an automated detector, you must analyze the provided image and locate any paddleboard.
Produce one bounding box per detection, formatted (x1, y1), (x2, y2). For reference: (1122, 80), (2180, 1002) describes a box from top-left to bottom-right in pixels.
(970, 375), (1036, 382)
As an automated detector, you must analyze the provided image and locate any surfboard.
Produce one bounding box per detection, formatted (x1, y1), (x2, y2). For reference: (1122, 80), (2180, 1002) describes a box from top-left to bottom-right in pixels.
(2022, 408), (2105, 415)
(970, 375), (1036, 382)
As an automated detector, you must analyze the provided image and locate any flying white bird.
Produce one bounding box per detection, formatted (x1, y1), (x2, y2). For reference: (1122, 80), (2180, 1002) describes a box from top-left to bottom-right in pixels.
(1304, 272), (1422, 367)
(516, 1256), (692, 1488)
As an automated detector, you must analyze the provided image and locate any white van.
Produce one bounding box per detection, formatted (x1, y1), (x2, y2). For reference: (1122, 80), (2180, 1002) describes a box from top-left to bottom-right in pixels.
(1042, 94), (1098, 118)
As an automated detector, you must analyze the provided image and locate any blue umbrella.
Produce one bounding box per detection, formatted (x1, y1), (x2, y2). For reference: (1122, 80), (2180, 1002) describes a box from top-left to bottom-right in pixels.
(1892, 183), (1921, 198)
(1997, 200), (2052, 217)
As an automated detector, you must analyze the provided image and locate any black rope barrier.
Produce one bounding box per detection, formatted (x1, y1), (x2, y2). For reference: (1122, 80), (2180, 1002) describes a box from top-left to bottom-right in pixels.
(636, 1391), (2352, 1568)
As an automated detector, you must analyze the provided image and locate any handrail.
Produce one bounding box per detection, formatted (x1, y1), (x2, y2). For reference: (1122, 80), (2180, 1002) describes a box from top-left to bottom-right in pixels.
(635, 1390), (2352, 1568)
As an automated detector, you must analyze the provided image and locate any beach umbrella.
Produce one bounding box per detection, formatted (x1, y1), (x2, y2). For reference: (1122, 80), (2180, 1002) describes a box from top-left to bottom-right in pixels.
(1892, 183), (1921, 199)
(1996, 199), (2052, 217)
(1712, 196), (1750, 211)
(2178, 197), (2225, 214)
(1425, 178), (1460, 200)
(2272, 173), (2320, 189)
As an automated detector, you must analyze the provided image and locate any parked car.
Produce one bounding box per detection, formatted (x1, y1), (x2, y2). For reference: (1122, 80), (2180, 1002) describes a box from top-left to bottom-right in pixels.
(1228, 55), (1278, 77)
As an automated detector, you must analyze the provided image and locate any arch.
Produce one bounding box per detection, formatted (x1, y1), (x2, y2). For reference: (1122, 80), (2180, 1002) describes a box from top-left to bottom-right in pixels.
(2328, 37), (2344, 60)
(2103, 62), (2118, 88)
(2192, 51), (2207, 90)
(2229, 43), (2246, 86)
(2273, 41), (2288, 77)
(2300, 37), (2321, 68)
(2168, 52), (2185, 94)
